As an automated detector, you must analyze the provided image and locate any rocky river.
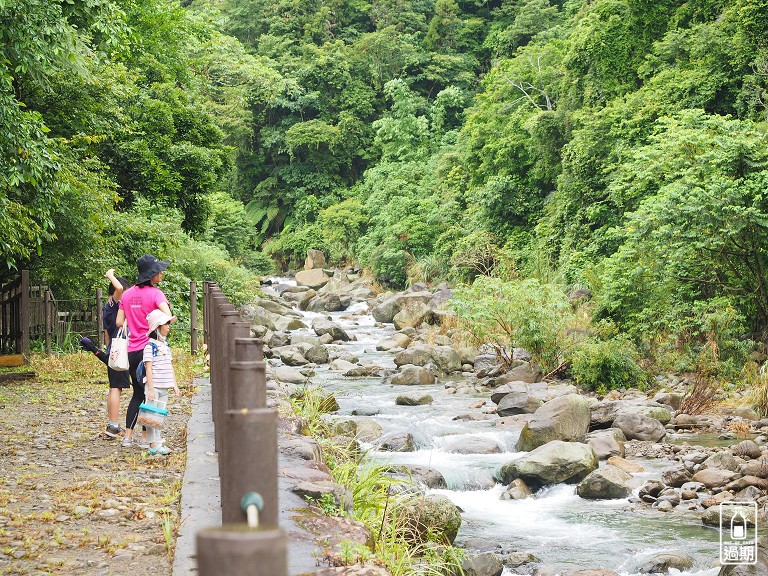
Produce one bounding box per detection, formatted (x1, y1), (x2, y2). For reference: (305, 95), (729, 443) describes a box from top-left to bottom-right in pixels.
(247, 267), (768, 576)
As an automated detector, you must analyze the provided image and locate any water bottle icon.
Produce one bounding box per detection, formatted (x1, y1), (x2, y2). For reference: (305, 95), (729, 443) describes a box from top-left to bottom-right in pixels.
(731, 510), (747, 540)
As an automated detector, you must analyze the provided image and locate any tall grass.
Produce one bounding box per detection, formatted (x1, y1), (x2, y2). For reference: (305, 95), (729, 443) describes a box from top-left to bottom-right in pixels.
(290, 387), (465, 575)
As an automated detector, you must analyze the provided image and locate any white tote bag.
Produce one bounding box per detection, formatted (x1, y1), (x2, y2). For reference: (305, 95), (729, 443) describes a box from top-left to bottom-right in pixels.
(108, 325), (130, 371)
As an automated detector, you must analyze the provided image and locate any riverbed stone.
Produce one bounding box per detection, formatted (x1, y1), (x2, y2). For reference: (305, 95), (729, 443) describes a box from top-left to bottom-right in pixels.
(304, 249), (326, 270)
(400, 494), (462, 544)
(661, 464), (691, 487)
(372, 292), (432, 323)
(612, 412), (666, 442)
(273, 365), (309, 384)
(274, 346), (309, 366)
(395, 393), (433, 406)
(292, 480), (354, 515)
(430, 346), (462, 373)
(517, 394), (592, 451)
(295, 268), (331, 289)
(394, 346), (433, 368)
(398, 465), (447, 489)
(561, 570), (620, 576)
(393, 301), (431, 329)
(329, 359), (357, 372)
(496, 362), (541, 384)
(390, 365), (436, 385)
(461, 551), (504, 576)
(586, 429), (626, 460)
(312, 318), (350, 341)
(500, 478), (532, 500)
(500, 440), (598, 489)
(691, 468), (739, 488)
(377, 431), (420, 452)
(307, 293), (344, 312)
(442, 436), (502, 455)
(605, 455), (643, 473)
(496, 391), (543, 417)
(637, 552), (693, 574)
(304, 344), (330, 364)
(702, 451), (740, 472)
(577, 463), (634, 500)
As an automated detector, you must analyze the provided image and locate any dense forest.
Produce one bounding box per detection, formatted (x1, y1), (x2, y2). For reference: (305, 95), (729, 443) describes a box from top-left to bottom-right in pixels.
(2, 0), (768, 390)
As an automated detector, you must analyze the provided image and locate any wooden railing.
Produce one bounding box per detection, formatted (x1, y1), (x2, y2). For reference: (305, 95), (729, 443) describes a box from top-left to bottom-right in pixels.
(0, 271), (201, 361)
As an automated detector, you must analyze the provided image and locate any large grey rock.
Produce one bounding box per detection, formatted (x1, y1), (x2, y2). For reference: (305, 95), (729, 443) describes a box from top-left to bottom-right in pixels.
(400, 494), (462, 544)
(398, 465), (447, 489)
(499, 440), (598, 489)
(329, 359), (357, 371)
(517, 394), (592, 451)
(613, 412), (666, 442)
(591, 400), (672, 429)
(240, 305), (276, 330)
(396, 393), (433, 406)
(295, 268), (331, 289)
(586, 429), (626, 460)
(442, 436), (502, 455)
(372, 291), (433, 323)
(273, 365), (309, 384)
(304, 344), (330, 364)
(312, 318), (350, 341)
(255, 297), (300, 317)
(577, 464), (634, 500)
(394, 346), (433, 367)
(393, 301), (431, 329)
(496, 391), (544, 417)
(390, 365), (436, 385)
(304, 248), (326, 270)
(461, 551), (504, 576)
(430, 346), (462, 373)
(691, 468), (739, 488)
(306, 292), (345, 312)
(274, 346), (309, 366)
(637, 552), (693, 574)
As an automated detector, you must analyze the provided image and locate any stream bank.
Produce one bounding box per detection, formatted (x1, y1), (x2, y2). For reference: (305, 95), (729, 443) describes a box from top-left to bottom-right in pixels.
(254, 272), (768, 576)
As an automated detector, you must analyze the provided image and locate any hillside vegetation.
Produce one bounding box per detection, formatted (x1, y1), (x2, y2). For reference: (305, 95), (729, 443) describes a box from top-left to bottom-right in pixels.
(3, 0), (768, 396)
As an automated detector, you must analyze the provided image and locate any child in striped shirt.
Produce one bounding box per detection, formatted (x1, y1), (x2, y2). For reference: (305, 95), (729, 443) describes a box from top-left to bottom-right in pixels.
(142, 310), (180, 455)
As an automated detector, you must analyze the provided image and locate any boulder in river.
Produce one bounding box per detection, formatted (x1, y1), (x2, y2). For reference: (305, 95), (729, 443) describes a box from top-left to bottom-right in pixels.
(576, 463), (635, 500)
(499, 440), (598, 489)
(517, 394), (592, 451)
(399, 494), (462, 545)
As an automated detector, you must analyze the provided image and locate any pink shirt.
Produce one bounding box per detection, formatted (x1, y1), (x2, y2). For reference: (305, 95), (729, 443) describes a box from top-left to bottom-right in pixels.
(119, 285), (169, 352)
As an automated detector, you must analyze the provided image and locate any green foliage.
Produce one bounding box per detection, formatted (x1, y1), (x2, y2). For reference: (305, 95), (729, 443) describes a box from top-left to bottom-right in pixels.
(595, 111), (768, 336)
(568, 336), (648, 394)
(450, 277), (573, 372)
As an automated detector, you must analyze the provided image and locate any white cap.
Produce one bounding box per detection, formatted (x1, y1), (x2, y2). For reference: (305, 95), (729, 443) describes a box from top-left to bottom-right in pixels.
(146, 309), (177, 335)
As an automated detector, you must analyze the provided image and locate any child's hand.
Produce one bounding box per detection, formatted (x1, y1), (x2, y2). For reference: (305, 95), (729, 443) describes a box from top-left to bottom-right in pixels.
(105, 268), (115, 278)
(146, 388), (157, 401)
(173, 385), (181, 397)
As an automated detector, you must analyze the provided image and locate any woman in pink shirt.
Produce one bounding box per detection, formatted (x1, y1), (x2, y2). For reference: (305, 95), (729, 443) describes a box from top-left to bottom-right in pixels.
(116, 254), (172, 448)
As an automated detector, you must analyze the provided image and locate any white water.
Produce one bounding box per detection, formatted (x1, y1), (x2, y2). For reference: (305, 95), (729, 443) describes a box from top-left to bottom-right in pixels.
(265, 280), (724, 575)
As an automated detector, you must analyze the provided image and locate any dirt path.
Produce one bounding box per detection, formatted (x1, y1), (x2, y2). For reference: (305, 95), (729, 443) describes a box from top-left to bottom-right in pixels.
(0, 355), (193, 576)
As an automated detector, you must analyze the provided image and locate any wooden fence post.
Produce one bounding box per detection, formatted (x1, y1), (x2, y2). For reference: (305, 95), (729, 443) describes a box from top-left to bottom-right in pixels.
(44, 290), (52, 354)
(190, 281), (198, 354)
(20, 270), (29, 357)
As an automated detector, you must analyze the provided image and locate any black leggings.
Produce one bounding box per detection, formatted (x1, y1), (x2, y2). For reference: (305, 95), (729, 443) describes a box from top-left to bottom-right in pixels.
(126, 349), (145, 430)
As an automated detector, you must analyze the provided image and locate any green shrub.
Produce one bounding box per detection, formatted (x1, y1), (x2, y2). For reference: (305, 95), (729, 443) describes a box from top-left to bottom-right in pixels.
(367, 244), (409, 288)
(569, 337), (648, 394)
(450, 277), (572, 372)
(239, 250), (276, 275)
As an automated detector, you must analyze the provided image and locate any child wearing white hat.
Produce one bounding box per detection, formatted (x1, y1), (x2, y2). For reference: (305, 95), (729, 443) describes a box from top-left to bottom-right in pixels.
(141, 309), (180, 455)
